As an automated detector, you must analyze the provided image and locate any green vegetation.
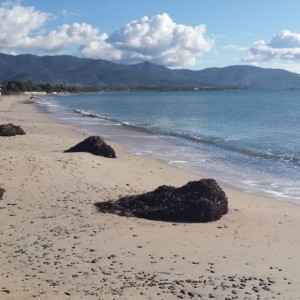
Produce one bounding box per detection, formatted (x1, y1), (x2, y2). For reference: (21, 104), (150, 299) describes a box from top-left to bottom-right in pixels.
(0, 80), (97, 95)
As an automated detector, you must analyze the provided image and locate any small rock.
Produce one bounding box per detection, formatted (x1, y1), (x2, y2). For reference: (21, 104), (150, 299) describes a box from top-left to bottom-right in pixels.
(0, 187), (5, 200)
(65, 136), (116, 158)
(0, 123), (26, 136)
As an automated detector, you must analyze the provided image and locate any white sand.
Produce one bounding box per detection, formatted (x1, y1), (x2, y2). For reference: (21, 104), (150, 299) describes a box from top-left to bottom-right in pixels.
(1, 95), (300, 299)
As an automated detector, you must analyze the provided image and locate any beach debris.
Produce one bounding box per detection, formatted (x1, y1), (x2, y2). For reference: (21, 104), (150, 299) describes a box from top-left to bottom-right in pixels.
(64, 136), (116, 158)
(0, 123), (26, 136)
(95, 179), (228, 222)
(0, 187), (5, 200)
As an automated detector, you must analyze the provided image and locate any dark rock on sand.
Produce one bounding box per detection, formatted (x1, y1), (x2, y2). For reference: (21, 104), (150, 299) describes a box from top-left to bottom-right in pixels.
(95, 179), (228, 222)
(0, 123), (26, 136)
(0, 187), (5, 200)
(64, 136), (116, 158)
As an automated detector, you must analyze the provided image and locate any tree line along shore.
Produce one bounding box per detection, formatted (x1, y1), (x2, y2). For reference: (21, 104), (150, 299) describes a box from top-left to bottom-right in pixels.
(0, 80), (245, 96)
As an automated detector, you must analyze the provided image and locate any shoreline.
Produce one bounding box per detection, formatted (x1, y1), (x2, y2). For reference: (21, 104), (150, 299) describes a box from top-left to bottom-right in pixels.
(1, 95), (300, 299)
(38, 92), (300, 204)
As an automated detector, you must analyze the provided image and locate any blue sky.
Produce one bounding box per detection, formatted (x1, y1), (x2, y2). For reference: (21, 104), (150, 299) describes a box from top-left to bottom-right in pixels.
(1, 0), (300, 73)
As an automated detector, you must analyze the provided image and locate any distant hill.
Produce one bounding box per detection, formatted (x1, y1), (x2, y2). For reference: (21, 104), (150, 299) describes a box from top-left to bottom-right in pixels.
(1, 53), (300, 90)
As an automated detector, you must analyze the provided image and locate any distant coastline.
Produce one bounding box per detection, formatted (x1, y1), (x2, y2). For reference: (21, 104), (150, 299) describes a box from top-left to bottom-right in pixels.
(2, 53), (300, 91)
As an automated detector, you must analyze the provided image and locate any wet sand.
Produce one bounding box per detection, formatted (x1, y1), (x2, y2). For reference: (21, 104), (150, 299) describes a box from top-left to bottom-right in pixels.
(0, 95), (300, 299)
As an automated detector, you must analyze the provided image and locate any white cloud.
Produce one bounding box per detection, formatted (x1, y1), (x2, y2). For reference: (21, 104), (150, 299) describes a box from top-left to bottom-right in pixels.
(26, 23), (99, 53)
(223, 45), (247, 51)
(0, 3), (98, 54)
(243, 30), (300, 63)
(61, 9), (79, 18)
(0, 3), (48, 50)
(79, 33), (124, 62)
(0, 3), (213, 68)
(270, 30), (300, 48)
(81, 13), (213, 67)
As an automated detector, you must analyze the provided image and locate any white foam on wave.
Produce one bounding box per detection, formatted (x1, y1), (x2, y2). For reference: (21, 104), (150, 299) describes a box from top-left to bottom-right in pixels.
(169, 160), (188, 164)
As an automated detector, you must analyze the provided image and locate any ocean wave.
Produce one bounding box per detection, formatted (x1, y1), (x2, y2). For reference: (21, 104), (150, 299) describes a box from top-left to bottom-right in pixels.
(168, 131), (300, 164)
(73, 109), (156, 133)
(73, 108), (300, 165)
(74, 109), (119, 123)
(238, 148), (300, 163)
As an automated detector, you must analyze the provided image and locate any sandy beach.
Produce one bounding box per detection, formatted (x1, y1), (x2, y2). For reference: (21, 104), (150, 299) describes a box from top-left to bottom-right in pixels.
(1, 95), (300, 300)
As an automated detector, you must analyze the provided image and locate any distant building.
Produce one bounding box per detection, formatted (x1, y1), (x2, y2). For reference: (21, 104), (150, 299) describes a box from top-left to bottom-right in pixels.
(24, 91), (47, 96)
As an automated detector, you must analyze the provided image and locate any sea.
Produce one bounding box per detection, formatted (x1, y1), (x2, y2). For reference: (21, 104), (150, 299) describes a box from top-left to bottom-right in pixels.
(36, 90), (300, 203)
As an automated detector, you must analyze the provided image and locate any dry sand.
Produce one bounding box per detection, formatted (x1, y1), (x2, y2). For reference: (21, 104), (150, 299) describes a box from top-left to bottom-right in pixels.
(0, 95), (300, 300)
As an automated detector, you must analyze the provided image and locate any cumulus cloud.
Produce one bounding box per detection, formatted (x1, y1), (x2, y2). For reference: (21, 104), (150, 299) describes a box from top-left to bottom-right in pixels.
(0, 3), (48, 50)
(81, 13), (213, 67)
(25, 23), (99, 53)
(0, 3), (213, 67)
(243, 30), (300, 63)
(0, 3), (99, 54)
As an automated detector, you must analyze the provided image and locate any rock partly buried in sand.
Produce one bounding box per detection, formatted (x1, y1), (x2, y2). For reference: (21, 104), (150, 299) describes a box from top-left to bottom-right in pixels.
(95, 179), (228, 222)
(0, 123), (26, 136)
(0, 187), (5, 200)
(65, 136), (116, 158)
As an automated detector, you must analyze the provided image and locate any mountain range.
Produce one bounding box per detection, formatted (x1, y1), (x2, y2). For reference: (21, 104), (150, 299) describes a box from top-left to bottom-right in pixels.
(1, 53), (300, 90)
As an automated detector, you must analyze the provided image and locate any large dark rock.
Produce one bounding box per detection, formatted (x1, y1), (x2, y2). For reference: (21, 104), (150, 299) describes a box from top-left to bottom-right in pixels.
(0, 123), (26, 136)
(95, 179), (228, 222)
(65, 136), (116, 158)
(0, 187), (5, 200)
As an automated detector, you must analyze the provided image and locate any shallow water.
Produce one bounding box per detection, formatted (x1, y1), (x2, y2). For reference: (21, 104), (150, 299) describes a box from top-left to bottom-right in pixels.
(37, 90), (300, 203)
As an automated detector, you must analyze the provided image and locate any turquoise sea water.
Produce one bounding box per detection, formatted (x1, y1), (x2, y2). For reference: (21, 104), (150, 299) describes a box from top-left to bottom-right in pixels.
(37, 90), (300, 203)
